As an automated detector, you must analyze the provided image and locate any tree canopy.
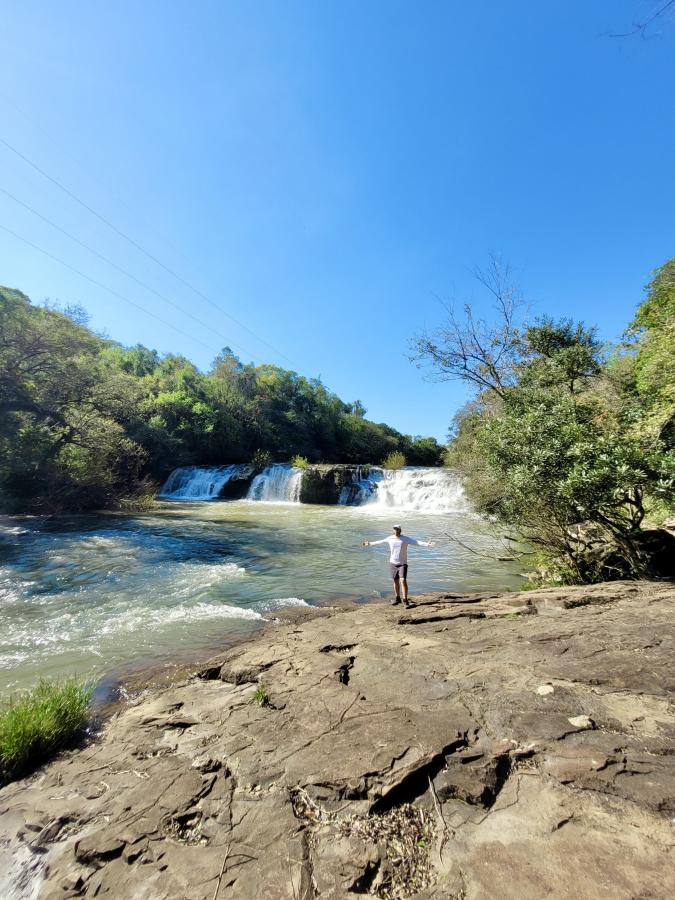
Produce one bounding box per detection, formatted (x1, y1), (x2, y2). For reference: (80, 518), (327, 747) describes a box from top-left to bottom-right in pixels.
(416, 259), (675, 584)
(0, 287), (443, 512)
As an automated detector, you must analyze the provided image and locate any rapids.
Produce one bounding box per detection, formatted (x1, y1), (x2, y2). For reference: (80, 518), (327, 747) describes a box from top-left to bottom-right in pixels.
(0, 471), (524, 697)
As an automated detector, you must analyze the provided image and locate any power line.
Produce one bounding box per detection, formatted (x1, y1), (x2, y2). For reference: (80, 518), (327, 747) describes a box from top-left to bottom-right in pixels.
(0, 89), (198, 274)
(0, 185), (257, 361)
(0, 134), (296, 366)
(0, 221), (220, 355)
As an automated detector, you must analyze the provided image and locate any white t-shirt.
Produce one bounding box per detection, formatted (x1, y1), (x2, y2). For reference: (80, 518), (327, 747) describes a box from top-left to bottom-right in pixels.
(368, 535), (431, 564)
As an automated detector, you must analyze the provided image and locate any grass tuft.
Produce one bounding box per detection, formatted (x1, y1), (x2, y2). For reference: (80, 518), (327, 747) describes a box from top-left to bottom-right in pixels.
(252, 684), (270, 707)
(0, 678), (94, 785)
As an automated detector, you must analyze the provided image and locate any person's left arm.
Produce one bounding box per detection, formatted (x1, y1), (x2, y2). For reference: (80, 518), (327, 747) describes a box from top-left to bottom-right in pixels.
(404, 536), (435, 548)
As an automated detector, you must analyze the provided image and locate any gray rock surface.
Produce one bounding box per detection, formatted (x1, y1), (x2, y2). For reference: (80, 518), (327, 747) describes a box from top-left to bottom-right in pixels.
(299, 465), (368, 505)
(1, 581), (674, 898)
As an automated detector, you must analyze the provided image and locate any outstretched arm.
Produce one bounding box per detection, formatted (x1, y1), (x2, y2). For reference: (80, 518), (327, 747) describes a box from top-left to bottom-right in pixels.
(362, 538), (389, 547)
(406, 538), (435, 548)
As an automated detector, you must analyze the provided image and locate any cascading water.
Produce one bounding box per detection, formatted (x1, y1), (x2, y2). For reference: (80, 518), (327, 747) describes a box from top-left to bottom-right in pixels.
(338, 466), (382, 505)
(246, 465), (303, 503)
(160, 464), (464, 512)
(348, 467), (466, 513)
(159, 465), (249, 500)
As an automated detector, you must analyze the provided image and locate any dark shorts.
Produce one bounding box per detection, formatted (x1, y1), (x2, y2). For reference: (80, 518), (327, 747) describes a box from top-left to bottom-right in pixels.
(389, 563), (408, 580)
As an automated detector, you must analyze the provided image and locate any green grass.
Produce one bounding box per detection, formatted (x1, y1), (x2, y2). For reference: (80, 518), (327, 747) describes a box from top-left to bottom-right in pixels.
(252, 684), (270, 707)
(290, 455), (310, 469)
(382, 451), (406, 470)
(0, 678), (94, 785)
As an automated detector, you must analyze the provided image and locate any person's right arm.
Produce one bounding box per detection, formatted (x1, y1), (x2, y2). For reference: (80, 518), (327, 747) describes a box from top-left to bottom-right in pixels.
(362, 538), (389, 547)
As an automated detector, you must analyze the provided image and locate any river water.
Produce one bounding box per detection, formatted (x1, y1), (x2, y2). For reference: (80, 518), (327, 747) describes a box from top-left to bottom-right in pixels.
(0, 474), (524, 698)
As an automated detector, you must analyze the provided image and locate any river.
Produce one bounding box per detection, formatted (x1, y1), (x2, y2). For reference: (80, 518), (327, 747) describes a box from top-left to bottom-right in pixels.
(0, 468), (524, 697)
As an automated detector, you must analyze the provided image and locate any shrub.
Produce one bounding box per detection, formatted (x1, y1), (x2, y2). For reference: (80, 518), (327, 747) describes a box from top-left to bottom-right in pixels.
(0, 678), (94, 785)
(252, 684), (270, 707)
(251, 449), (272, 471)
(382, 451), (406, 470)
(290, 455), (309, 469)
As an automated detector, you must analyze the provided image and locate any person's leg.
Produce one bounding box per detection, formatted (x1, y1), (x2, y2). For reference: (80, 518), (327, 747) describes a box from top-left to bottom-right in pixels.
(389, 563), (402, 603)
(401, 565), (412, 606)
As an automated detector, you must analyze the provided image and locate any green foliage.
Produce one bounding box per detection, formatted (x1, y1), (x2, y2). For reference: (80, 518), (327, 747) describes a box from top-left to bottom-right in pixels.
(251, 448), (273, 471)
(291, 455), (310, 469)
(0, 678), (93, 785)
(628, 260), (675, 439)
(252, 685), (269, 707)
(436, 259), (675, 584)
(0, 286), (442, 512)
(382, 451), (406, 470)
(0, 288), (148, 512)
(403, 436), (445, 466)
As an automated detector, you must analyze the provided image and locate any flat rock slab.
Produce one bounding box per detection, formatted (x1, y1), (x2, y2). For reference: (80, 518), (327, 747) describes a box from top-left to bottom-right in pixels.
(1, 581), (674, 899)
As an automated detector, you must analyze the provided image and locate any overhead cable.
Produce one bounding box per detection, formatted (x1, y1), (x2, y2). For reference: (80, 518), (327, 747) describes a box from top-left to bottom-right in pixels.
(0, 90), (196, 273)
(0, 221), (219, 355)
(0, 185), (256, 361)
(0, 134), (296, 366)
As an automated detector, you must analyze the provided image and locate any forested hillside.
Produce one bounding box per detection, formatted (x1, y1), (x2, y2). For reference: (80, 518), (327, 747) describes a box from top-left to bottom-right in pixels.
(0, 287), (442, 512)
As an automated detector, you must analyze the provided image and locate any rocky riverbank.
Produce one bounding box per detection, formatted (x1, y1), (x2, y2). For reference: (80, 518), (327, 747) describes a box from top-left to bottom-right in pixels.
(1, 581), (674, 899)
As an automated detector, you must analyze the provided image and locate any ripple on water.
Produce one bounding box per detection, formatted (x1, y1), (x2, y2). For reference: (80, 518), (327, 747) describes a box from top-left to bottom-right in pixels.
(0, 503), (525, 695)
(255, 596), (308, 613)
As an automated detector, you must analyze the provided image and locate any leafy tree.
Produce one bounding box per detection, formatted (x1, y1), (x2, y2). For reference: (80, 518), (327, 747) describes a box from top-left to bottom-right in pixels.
(0, 286), (443, 512)
(628, 259), (675, 442)
(0, 288), (147, 511)
(416, 261), (675, 583)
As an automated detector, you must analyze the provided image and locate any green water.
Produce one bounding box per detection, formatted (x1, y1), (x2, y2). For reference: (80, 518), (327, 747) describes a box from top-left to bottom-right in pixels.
(0, 500), (524, 696)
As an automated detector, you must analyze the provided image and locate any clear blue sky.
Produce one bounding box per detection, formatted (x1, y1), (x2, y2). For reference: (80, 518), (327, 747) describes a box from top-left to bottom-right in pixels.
(1, 1), (673, 441)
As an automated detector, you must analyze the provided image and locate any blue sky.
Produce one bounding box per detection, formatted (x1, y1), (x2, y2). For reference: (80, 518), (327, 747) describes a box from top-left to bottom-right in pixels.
(1, 1), (673, 441)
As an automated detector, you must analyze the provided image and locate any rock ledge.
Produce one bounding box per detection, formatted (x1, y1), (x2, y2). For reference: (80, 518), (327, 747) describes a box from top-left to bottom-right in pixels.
(1, 580), (674, 899)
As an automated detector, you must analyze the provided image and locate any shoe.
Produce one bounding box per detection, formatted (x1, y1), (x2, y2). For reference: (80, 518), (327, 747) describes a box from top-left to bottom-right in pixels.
(391, 598), (402, 606)
(403, 600), (414, 609)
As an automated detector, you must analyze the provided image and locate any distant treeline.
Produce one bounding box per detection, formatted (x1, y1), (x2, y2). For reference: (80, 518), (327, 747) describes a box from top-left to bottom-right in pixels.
(0, 287), (443, 512)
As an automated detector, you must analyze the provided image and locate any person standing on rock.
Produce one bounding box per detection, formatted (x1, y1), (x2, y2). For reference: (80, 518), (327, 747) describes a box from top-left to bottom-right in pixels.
(362, 525), (434, 608)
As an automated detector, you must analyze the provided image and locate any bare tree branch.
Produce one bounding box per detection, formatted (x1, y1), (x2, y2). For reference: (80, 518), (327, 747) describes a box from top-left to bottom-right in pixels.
(410, 255), (525, 400)
(609, 0), (675, 37)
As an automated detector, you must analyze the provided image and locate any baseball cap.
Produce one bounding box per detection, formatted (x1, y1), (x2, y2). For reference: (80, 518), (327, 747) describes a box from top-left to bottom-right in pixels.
(393, 524), (402, 530)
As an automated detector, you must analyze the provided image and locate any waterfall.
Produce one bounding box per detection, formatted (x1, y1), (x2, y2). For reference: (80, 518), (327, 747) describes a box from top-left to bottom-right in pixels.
(160, 463), (464, 512)
(246, 465), (303, 503)
(338, 466), (382, 505)
(159, 465), (247, 500)
(344, 467), (465, 513)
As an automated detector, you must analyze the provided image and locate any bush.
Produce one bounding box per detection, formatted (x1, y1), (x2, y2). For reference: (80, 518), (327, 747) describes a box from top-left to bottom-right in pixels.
(251, 449), (272, 471)
(290, 455), (310, 469)
(0, 678), (93, 784)
(382, 451), (406, 470)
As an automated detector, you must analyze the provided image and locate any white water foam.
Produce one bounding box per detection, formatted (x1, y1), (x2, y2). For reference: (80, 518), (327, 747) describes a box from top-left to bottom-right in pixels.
(255, 596), (308, 613)
(360, 467), (466, 514)
(159, 465), (248, 500)
(247, 465), (303, 503)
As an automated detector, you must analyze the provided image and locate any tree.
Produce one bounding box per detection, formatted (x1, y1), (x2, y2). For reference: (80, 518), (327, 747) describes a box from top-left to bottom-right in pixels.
(0, 287), (147, 510)
(411, 255), (524, 399)
(418, 262), (675, 583)
(627, 259), (675, 442)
